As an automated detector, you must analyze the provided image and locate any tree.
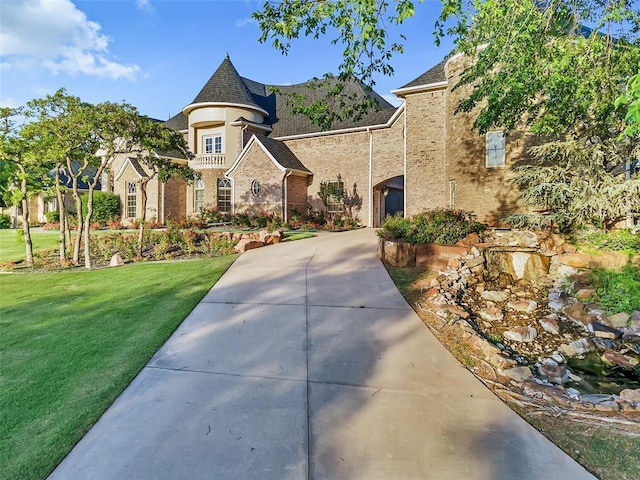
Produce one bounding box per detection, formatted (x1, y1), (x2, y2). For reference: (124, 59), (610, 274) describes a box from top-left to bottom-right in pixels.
(255, 1), (640, 230)
(0, 107), (51, 266)
(123, 116), (197, 256)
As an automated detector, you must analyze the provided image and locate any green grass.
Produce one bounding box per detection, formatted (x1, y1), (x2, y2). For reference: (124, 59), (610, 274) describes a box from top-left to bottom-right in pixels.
(0, 256), (237, 480)
(283, 231), (317, 242)
(0, 229), (62, 262)
(589, 263), (640, 314)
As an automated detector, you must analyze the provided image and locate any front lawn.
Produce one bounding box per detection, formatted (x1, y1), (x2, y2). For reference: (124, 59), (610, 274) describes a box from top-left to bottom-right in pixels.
(0, 256), (237, 480)
(0, 229), (61, 262)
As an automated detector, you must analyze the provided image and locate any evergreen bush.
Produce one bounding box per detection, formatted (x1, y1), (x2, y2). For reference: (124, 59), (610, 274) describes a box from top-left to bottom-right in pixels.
(81, 192), (121, 225)
(0, 213), (11, 229)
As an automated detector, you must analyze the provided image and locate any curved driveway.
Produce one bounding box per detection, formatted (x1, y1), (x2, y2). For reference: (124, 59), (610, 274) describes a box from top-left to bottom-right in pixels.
(49, 229), (595, 480)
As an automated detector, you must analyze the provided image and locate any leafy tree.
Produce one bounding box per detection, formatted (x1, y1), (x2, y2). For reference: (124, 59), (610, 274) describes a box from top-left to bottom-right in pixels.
(0, 107), (51, 266)
(123, 116), (197, 256)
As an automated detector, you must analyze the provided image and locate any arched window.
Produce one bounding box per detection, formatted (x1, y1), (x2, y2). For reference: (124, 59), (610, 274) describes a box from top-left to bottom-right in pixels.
(217, 178), (231, 213)
(251, 180), (261, 196)
(194, 178), (205, 212)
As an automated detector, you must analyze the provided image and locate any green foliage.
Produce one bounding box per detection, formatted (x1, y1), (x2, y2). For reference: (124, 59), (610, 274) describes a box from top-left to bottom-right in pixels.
(0, 213), (10, 229)
(81, 191), (120, 224)
(616, 71), (640, 139)
(45, 210), (60, 223)
(574, 229), (640, 254)
(379, 208), (486, 244)
(505, 138), (640, 232)
(588, 263), (640, 314)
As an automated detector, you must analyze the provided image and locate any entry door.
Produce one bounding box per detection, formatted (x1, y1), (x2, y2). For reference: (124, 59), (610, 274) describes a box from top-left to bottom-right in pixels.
(384, 188), (404, 217)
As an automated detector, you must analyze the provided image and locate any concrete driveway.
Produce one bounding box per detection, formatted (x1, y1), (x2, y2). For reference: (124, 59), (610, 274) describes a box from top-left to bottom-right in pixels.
(48, 229), (595, 480)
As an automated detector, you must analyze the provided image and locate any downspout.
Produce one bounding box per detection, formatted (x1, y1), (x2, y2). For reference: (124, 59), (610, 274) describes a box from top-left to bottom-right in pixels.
(368, 127), (373, 228)
(161, 182), (165, 225)
(403, 99), (407, 218)
(283, 170), (293, 222)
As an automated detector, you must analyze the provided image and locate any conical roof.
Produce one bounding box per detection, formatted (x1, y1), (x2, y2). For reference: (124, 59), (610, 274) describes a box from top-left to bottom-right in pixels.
(191, 55), (264, 112)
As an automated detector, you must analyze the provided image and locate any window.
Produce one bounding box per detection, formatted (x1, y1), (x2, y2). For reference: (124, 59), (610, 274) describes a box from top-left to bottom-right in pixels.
(251, 180), (261, 196)
(486, 131), (505, 167)
(326, 179), (344, 215)
(204, 135), (223, 154)
(217, 178), (231, 213)
(126, 182), (137, 218)
(194, 178), (205, 212)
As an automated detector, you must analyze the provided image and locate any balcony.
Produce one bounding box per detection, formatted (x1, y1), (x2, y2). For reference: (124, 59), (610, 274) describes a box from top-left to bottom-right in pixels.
(189, 153), (226, 169)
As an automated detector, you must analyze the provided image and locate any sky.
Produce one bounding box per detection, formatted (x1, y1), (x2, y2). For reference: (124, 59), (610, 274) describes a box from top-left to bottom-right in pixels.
(0, 0), (455, 121)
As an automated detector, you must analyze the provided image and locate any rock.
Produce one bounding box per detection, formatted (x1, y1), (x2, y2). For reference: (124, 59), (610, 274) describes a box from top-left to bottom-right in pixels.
(481, 290), (509, 302)
(384, 240), (416, 268)
(563, 302), (589, 327)
(109, 253), (124, 267)
(580, 394), (614, 405)
(504, 326), (537, 343)
(537, 358), (569, 384)
(559, 338), (595, 356)
(574, 288), (596, 301)
(502, 366), (533, 383)
(539, 315), (561, 335)
(507, 299), (538, 313)
(557, 253), (592, 268)
(594, 401), (620, 411)
(488, 352), (517, 369)
(548, 291), (576, 311)
(496, 272), (514, 288)
(259, 229), (283, 245)
(587, 321), (622, 339)
(607, 312), (630, 328)
(479, 307), (504, 322)
(619, 389), (640, 405)
(601, 349), (638, 370)
(234, 239), (264, 253)
(566, 388), (581, 400)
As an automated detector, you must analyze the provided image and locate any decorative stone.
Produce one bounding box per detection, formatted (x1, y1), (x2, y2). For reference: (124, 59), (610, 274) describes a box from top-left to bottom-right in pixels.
(109, 253), (124, 267)
(559, 338), (595, 356)
(563, 302), (589, 326)
(479, 307), (504, 322)
(606, 312), (630, 329)
(539, 315), (561, 335)
(566, 388), (581, 400)
(619, 389), (640, 405)
(594, 401), (621, 412)
(481, 290), (509, 302)
(537, 359), (568, 384)
(502, 366), (533, 383)
(601, 350), (638, 370)
(503, 326), (537, 343)
(259, 230), (283, 245)
(587, 321), (622, 339)
(580, 394), (614, 404)
(507, 299), (538, 313)
(234, 239), (264, 253)
(384, 240), (416, 268)
(574, 288), (596, 301)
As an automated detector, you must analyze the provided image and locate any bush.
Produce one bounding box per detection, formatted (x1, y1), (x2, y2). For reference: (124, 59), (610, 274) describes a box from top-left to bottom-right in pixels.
(45, 211), (60, 223)
(378, 209), (486, 245)
(0, 213), (11, 229)
(574, 229), (640, 254)
(588, 263), (640, 314)
(81, 192), (121, 225)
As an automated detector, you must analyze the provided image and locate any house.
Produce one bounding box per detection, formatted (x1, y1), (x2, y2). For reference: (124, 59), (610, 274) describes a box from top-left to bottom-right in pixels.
(108, 53), (532, 227)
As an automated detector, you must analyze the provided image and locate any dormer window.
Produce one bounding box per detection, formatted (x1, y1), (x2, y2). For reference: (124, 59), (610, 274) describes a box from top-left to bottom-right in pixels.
(204, 135), (223, 154)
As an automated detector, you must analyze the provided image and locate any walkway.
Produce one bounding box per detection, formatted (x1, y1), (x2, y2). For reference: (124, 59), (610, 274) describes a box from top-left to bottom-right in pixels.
(49, 229), (595, 480)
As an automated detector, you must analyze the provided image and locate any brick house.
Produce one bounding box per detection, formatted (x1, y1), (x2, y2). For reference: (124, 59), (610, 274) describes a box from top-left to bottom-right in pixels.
(108, 53), (528, 227)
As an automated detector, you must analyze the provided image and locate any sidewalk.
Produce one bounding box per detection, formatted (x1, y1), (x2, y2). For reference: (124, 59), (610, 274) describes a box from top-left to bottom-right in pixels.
(49, 229), (595, 479)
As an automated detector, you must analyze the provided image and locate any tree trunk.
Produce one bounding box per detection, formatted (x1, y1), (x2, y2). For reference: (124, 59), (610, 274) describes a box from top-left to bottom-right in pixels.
(137, 180), (149, 257)
(55, 168), (67, 263)
(20, 174), (34, 267)
(72, 188), (83, 265)
(83, 188), (95, 269)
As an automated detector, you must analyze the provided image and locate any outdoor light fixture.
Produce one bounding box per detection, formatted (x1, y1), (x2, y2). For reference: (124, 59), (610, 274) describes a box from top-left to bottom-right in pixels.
(382, 185), (389, 197)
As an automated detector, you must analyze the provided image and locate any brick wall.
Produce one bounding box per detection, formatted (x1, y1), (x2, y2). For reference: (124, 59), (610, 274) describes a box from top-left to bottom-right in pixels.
(164, 178), (186, 220)
(186, 168), (226, 215)
(228, 143), (284, 217)
(404, 89), (448, 217)
(286, 174), (309, 215)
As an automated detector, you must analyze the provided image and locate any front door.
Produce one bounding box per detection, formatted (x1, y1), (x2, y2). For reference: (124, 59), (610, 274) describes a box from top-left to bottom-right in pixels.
(384, 188), (403, 218)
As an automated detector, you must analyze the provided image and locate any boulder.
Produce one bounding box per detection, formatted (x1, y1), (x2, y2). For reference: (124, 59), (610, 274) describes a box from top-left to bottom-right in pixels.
(601, 350), (638, 370)
(479, 307), (504, 322)
(559, 338), (595, 357)
(537, 359), (569, 384)
(503, 326), (537, 343)
(539, 315), (561, 335)
(574, 288), (596, 301)
(415, 243), (468, 271)
(502, 366), (533, 383)
(259, 229), (283, 245)
(563, 302), (588, 326)
(234, 239), (264, 253)
(507, 299), (538, 313)
(619, 389), (640, 406)
(481, 290), (509, 302)
(606, 312), (630, 329)
(384, 240), (416, 268)
(109, 253), (124, 267)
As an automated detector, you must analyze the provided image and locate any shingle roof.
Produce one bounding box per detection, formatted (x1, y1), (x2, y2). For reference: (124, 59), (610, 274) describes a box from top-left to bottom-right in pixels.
(191, 55), (264, 112)
(399, 59), (447, 89)
(256, 135), (311, 173)
(164, 112), (187, 131)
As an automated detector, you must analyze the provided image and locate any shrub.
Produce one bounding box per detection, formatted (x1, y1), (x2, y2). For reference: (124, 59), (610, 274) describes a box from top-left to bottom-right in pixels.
(378, 209), (486, 245)
(0, 213), (11, 229)
(588, 263), (640, 314)
(574, 229), (640, 254)
(81, 192), (121, 224)
(45, 211), (60, 223)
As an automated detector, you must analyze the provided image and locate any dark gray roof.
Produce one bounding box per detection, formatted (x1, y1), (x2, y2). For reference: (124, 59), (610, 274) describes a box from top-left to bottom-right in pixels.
(164, 112), (187, 131)
(256, 135), (311, 173)
(191, 55), (264, 112)
(128, 157), (150, 178)
(399, 59), (447, 89)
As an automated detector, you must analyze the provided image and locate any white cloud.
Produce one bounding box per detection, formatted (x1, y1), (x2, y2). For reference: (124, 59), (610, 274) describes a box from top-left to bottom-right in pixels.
(135, 0), (154, 14)
(0, 0), (140, 80)
(236, 17), (257, 28)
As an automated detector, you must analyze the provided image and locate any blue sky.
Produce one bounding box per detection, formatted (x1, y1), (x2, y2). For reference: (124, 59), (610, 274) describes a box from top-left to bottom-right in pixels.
(0, 0), (454, 120)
